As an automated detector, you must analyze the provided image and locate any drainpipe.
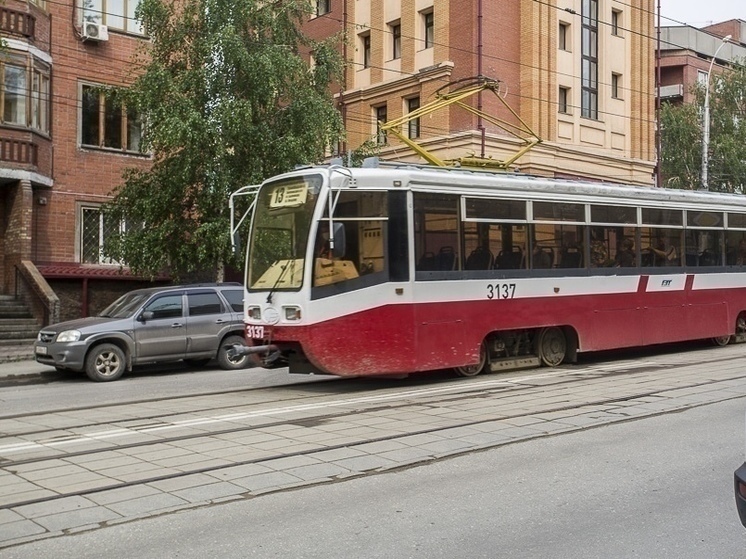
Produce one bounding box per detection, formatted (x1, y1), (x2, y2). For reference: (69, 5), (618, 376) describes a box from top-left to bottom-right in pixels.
(478, 0), (485, 158)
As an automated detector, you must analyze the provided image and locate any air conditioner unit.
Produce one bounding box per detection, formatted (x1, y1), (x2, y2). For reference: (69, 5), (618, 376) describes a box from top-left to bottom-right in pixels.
(82, 22), (109, 42)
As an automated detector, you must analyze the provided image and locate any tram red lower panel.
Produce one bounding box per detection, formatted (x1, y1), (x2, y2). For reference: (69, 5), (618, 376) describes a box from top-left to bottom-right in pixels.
(263, 285), (746, 377)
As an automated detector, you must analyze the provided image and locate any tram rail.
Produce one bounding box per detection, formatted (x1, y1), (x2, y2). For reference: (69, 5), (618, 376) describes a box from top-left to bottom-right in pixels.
(3, 345), (746, 513)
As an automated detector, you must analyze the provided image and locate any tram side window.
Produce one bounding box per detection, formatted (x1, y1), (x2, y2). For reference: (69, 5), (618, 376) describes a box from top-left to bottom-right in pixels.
(463, 197), (527, 270)
(685, 211), (724, 267)
(531, 223), (557, 269)
(640, 208), (683, 267)
(640, 227), (682, 267)
(685, 230), (723, 266)
(726, 231), (746, 266)
(590, 205), (637, 268)
(532, 201), (585, 269)
(414, 193), (459, 272)
(530, 223), (586, 269)
(463, 222), (527, 270)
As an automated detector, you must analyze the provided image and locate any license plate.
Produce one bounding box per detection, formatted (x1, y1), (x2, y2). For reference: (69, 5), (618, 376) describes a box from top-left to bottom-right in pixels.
(35, 346), (48, 355)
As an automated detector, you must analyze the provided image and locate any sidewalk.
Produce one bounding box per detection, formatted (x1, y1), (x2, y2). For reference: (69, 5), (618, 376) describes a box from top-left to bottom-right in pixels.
(0, 356), (56, 384)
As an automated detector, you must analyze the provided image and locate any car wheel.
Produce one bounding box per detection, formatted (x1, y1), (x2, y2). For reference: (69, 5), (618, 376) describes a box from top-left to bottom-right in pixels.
(217, 335), (250, 370)
(85, 343), (126, 382)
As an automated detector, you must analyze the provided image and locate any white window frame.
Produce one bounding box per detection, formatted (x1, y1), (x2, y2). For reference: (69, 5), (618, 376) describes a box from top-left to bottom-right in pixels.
(78, 204), (126, 265)
(79, 0), (144, 35)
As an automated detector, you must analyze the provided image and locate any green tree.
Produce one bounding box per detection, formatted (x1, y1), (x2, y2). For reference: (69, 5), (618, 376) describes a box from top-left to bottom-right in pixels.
(661, 60), (746, 192)
(105, 0), (344, 280)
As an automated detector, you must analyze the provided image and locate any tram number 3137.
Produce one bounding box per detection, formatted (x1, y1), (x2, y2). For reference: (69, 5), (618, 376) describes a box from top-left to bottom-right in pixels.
(487, 283), (516, 300)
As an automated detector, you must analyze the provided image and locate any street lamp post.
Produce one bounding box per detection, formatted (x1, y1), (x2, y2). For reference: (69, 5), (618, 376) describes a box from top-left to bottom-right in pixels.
(701, 34), (731, 190)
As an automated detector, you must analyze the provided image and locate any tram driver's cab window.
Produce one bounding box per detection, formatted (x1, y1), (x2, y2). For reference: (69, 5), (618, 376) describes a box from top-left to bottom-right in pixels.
(313, 191), (388, 287)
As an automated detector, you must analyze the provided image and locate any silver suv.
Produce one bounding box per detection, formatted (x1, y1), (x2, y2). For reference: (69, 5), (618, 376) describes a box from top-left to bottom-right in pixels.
(34, 283), (250, 382)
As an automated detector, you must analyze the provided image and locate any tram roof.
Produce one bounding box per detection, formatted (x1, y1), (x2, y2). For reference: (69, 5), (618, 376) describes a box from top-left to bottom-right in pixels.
(281, 162), (746, 211)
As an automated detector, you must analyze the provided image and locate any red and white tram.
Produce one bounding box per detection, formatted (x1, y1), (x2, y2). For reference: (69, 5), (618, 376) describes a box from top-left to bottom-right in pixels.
(231, 161), (746, 377)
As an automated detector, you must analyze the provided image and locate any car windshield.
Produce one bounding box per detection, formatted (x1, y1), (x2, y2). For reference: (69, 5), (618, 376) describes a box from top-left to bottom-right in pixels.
(99, 292), (150, 318)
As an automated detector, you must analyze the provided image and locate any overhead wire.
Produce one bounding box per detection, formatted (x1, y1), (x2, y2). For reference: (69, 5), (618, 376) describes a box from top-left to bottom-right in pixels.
(5, 0), (740, 179)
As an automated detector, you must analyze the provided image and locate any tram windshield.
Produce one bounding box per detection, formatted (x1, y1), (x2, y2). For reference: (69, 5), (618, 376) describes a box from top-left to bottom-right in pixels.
(247, 174), (322, 290)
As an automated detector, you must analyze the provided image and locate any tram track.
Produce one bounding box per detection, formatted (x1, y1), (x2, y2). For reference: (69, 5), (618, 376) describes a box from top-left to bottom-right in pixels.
(2, 374), (745, 512)
(2, 356), (746, 512)
(1, 345), (742, 446)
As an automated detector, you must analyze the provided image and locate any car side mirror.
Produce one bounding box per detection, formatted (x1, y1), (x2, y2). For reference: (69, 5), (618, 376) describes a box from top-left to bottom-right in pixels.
(138, 310), (154, 322)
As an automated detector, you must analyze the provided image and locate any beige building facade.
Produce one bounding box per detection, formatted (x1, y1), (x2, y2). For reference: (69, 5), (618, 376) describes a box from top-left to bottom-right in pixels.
(306, 0), (657, 186)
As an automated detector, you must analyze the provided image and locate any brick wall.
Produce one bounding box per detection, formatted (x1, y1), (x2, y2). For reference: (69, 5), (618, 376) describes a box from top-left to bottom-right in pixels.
(50, 278), (162, 322)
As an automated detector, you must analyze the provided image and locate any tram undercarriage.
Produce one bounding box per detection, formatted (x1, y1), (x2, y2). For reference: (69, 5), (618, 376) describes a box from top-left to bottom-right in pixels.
(455, 327), (577, 378)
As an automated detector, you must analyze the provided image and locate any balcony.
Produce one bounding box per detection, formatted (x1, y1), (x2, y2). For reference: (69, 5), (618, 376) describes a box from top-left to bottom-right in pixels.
(0, 7), (35, 39)
(0, 139), (38, 166)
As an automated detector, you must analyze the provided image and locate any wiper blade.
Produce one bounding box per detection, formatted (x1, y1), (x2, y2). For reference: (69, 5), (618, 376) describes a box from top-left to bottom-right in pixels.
(266, 260), (294, 304)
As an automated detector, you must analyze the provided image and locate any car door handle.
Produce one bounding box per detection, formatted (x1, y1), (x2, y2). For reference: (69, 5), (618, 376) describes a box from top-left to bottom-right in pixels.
(171, 323), (184, 329)
(215, 319), (226, 324)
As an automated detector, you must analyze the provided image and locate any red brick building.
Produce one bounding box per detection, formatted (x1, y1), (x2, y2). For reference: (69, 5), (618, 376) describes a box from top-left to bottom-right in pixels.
(1, 0), (156, 325)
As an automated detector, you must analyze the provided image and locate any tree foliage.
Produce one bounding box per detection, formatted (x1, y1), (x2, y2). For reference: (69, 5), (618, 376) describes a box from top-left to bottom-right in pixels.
(661, 60), (746, 192)
(105, 0), (345, 280)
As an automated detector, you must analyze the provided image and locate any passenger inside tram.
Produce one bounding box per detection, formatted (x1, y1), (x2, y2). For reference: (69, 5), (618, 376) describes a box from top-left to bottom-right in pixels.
(648, 235), (679, 266)
(615, 238), (636, 267)
(728, 238), (746, 266)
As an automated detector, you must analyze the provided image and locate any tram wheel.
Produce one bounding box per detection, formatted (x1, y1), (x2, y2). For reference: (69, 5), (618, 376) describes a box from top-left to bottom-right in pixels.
(711, 335), (732, 347)
(536, 327), (567, 367)
(455, 342), (487, 377)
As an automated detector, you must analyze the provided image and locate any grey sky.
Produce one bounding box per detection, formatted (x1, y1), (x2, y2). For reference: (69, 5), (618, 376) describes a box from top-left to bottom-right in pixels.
(659, 0), (743, 28)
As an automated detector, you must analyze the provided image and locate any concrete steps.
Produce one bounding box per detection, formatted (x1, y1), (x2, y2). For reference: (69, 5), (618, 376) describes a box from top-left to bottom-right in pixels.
(0, 295), (39, 362)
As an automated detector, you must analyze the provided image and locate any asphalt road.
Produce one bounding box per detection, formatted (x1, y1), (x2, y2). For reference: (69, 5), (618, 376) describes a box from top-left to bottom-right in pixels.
(4, 389), (745, 558)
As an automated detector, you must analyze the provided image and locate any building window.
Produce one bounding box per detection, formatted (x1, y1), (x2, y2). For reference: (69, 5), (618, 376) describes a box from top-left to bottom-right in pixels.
(559, 22), (569, 51)
(375, 105), (387, 145)
(81, 0), (143, 35)
(81, 84), (143, 153)
(611, 73), (621, 99)
(2, 64), (26, 126)
(0, 57), (50, 133)
(391, 23), (401, 59)
(360, 33), (371, 69)
(29, 0), (46, 7)
(30, 65), (50, 133)
(407, 97), (420, 139)
(316, 0), (330, 16)
(611, 10), (621, 36)
(581, 0), (598, 119)
(697, 70), (708, 86)
(559, 87), (570, 114)
(80, 206), (130, 265)
(423, 11), (434, 49)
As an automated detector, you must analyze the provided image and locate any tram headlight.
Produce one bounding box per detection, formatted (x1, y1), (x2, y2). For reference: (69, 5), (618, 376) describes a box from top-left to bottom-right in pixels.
(248, 306), (262, 320)
(283, 306), (302, 321)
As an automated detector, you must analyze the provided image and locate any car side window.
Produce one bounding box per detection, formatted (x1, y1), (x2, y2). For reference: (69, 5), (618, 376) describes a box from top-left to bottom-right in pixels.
(188, 292), (224, 316)
(144, 294), (183, 320)
(221, 289), (244, 313)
